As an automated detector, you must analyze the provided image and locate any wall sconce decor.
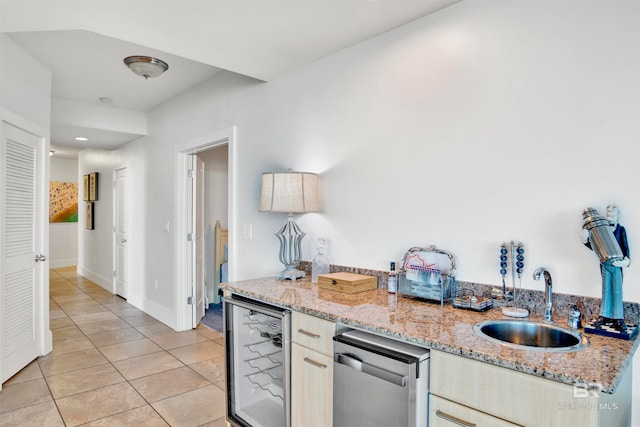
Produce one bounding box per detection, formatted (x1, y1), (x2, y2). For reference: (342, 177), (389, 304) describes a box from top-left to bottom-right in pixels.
(83, 172), (99, 230)
(86, 202), (94, 230)
(83, 174), (89, 201)
(88, 172), (99, 201)
(83, 173), (99, 201)
(259, 171), (320, 280)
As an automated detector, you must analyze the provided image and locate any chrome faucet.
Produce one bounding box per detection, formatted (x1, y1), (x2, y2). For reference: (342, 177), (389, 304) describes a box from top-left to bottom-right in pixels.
(533, 267), (553, 323)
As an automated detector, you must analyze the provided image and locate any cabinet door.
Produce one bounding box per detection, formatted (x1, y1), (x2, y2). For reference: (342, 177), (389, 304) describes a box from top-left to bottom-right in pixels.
(430, 350), (609, 427)
(292, 311), (335, 355)
(291, 343), (333, 427)
(430, 394), (522, 427)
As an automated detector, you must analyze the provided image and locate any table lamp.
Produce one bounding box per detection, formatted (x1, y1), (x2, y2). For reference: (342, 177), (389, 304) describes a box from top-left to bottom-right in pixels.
(260, 171), (319, 280)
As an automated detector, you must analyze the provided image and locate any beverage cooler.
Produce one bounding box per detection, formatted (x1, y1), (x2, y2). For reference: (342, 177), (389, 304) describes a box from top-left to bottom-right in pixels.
(223, 294), (291, 427)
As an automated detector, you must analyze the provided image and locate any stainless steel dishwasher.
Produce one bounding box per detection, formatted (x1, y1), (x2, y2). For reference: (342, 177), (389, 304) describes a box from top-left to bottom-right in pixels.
(333, 329), (430, 427)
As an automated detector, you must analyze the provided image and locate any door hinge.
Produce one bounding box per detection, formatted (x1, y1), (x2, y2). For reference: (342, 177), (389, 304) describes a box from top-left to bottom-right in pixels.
(187, 232), (194, 242)
(187, 169), (194, 178)
(113, 270), (116, 278)
(187, 296), (194, 305)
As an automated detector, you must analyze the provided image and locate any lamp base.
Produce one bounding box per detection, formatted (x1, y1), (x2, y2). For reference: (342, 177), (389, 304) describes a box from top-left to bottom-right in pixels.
(276, 267), (306, 281)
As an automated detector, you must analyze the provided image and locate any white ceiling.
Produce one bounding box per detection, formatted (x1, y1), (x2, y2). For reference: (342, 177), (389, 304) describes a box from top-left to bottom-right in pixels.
(1, 0), (460, 157)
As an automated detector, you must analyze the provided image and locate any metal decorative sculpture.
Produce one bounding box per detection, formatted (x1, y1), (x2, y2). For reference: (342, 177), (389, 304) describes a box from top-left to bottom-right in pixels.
(581, 205), (637, 340)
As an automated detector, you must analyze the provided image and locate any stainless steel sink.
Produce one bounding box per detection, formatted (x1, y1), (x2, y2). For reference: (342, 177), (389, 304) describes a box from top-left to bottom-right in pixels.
(474, 320), (589, 352)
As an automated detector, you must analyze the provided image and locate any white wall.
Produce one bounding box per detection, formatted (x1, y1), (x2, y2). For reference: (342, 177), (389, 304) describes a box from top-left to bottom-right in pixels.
(52, 98), (147, 136)
(199, 146), (229, 230)
(108, 0), (639, 418)
(0, 34), (51, 127)
(111, 138), (178, 325)
(111, 75), (256, 325)
(130, 0), (640, 295)
(49, 157), (78, 268)
(77, 149), (115, 289)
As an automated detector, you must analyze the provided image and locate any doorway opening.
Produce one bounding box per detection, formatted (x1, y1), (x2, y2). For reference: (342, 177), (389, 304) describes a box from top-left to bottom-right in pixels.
(196, 147), (228, 333)
(175, 127), (236, 331)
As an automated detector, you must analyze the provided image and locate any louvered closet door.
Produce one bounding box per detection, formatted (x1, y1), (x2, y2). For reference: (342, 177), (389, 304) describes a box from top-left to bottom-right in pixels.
(1, 122), (42, 383)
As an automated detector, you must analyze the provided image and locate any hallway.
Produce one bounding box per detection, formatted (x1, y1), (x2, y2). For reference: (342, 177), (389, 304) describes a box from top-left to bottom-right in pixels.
(0, 267), (227, 426)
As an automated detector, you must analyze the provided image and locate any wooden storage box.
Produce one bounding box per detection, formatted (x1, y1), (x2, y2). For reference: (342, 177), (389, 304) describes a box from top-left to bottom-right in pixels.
(317, 272), (377, 293)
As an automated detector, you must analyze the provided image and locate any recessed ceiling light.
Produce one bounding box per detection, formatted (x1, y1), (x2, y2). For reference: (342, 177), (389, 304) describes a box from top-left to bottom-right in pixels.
(74, 137), (89, 141)
(99, 97), (113, 104)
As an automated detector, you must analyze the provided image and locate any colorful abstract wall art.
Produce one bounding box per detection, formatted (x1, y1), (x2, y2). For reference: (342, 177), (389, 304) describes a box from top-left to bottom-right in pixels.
(50, 181), (78, 223)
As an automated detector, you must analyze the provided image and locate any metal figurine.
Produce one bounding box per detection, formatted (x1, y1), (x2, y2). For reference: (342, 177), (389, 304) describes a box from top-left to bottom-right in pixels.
(581, 204), (630, 332)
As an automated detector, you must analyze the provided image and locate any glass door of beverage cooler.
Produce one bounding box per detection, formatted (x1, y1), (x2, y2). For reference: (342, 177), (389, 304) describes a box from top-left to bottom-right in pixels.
(224, 295), (291, 427)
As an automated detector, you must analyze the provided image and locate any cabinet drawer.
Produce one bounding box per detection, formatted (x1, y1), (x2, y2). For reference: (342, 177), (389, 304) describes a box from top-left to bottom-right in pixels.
(291, 343), (333, 427)
(292, 311), (336, 355)
(429, 350), (616, 427)
(430, 394), (521, 427)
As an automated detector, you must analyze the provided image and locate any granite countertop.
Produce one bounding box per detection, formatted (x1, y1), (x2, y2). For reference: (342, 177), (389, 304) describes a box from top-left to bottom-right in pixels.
(221, 277), (640, 394)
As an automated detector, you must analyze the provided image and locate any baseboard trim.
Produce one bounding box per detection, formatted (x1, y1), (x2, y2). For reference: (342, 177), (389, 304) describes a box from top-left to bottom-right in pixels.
(50, 258), (78, 269)
(126, 293), (177, 331)
(75, 266), (178, 331)
(76, 266), (113, 292)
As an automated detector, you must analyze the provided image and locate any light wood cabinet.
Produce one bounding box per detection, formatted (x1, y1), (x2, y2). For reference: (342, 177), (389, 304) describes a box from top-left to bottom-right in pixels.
(292, 311), (336, 355)
(430, 394), (521, 427)
(430, 349), (632, 427)
(291, 311), (336, 427)
(291, 343), (333, 427)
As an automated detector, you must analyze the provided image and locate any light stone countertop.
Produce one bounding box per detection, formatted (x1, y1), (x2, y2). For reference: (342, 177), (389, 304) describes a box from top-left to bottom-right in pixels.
(221, 277), (639, 394)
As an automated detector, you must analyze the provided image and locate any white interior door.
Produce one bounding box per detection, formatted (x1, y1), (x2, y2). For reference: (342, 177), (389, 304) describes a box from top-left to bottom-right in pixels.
(193, 156), (205, 327)
(114, 167), (128, 298)
(1, 121), (44, 383)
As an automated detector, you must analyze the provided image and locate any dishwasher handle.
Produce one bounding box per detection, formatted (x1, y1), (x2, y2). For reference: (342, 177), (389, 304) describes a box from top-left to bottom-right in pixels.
(335, 353), (407, 387)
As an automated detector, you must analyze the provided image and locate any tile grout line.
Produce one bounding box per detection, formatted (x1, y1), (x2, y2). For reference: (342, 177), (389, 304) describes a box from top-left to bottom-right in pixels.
(3, 268), (226, 426)
(34, 341), (68, 426)
(52, 273), (176, 426)
(46, 271), (77, 426)
(47, 268), (225, 426)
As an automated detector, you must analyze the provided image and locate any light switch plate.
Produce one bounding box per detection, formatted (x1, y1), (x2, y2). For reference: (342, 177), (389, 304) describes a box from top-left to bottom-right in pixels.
(242, 224), (252, 239)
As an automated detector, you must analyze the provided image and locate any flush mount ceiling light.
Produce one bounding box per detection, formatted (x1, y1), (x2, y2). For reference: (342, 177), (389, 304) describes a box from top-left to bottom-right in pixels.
(74, 137), (88, 141)
(124, 56), (169, 79)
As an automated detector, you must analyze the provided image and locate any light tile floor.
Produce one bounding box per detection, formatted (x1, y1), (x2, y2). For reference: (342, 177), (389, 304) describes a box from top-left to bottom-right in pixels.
(0, 267), (227, 427)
